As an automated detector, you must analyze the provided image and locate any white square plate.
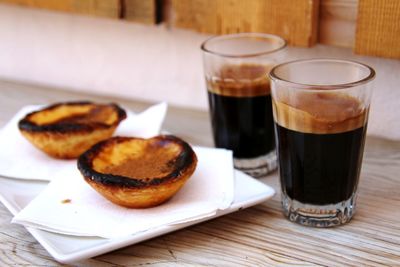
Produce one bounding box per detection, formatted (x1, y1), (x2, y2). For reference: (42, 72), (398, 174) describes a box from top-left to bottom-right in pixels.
(0, 170), (274, 263)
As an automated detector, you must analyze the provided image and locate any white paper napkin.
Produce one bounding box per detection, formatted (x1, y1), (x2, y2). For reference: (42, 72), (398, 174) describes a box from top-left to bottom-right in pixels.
(0, 102), (167, 181)
(12, 146), (235, 239)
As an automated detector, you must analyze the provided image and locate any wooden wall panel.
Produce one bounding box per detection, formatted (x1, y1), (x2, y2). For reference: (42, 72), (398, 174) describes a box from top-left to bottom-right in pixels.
(0, 0), (120, 18)
(171, 0), (320, 47)
(355, 0), (400, 59)
(123, 0), (158, 24)
(319, 0), (357, 48)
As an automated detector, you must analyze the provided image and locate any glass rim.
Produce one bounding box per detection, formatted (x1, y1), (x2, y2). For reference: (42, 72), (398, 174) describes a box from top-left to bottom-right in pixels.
(200, 32), (287, 58)
(269, 58), (376, 90)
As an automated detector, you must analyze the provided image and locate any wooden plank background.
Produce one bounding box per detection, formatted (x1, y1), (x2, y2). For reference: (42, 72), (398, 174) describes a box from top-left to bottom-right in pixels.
(123, 0), (158, 24)
(171, 0), (320, 47)
(355, 0), (400, 59)
(319, 0), (358, 47)
(0, 0), (120, 18)
(1, 0), (400, 57)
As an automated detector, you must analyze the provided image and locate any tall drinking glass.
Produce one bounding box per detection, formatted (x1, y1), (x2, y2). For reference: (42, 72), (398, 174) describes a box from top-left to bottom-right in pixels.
(201, 33), (286, 177)
(269, 59), (375, 227)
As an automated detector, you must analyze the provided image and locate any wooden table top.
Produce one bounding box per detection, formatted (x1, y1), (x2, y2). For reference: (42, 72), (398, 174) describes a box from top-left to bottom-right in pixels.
(0, 80), (399, 266)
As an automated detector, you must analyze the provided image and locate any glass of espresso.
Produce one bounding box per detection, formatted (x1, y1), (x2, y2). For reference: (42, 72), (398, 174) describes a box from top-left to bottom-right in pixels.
(269, 59), (375, 227)
(201, 33), (286, 177)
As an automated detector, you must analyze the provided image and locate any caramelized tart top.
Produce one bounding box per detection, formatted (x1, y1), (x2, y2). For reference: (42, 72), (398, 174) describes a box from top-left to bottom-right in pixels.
(77, 135), (197, 188)
(18, 101), (126, 133)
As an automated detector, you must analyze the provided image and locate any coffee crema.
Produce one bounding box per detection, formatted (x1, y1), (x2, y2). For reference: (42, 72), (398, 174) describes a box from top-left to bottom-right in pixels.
(273, 92), (367, 134)
(207, 64), (272, 97)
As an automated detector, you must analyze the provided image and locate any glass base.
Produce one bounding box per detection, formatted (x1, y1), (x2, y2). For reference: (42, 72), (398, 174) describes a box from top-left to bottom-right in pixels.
(233, 150), (277, 178)
(282, 192), (357, 227)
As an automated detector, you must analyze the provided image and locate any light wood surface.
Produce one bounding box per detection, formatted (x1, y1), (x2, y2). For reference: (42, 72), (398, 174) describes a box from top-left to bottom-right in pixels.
(0, 80), (399, 266)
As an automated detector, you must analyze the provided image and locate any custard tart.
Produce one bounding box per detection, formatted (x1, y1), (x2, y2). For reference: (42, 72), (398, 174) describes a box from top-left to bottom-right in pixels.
(77, 135), (198, 208)
(18, 101), (126, 159)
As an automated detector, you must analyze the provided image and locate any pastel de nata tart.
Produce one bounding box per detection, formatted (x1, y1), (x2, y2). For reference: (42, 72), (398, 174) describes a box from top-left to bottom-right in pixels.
(77, 135), (198, 208)
(18, 101), (126, 159)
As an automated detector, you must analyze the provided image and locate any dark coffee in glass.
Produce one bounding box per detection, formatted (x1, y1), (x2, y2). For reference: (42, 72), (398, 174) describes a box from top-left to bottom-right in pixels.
(270, 59), (375, 227)
(201, 33), (286, 177)
(274, 93), (368, 205)
(207, 64), (275, 159)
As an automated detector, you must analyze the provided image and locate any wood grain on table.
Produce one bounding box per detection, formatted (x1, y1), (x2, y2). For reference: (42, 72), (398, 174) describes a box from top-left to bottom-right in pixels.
(0, 80), (399, 266)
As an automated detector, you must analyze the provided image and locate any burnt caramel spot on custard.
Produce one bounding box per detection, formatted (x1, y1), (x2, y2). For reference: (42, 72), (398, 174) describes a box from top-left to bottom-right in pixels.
(273, 92), (367, 134)
(207, 64), (273, 97)
(77, 136), (197, 188)
(52, 105), (118, 125)
(99, 139), (182, 179)
(18, 102), (126, 133)
(61, 199), (71, 204)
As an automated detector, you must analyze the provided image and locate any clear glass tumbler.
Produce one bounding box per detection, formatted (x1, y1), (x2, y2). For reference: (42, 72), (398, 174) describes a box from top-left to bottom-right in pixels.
(269, 59), (375, 227)
(201, 33), (286, 177)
